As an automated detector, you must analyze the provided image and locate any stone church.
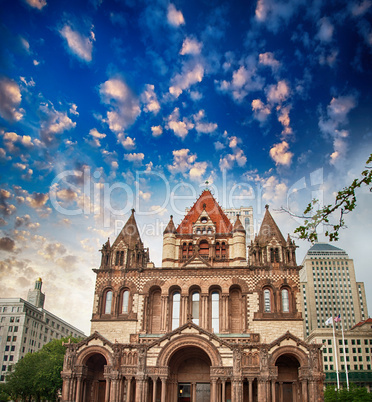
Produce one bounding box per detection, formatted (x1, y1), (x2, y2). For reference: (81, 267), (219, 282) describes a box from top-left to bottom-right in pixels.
(61, 190), (324, 402)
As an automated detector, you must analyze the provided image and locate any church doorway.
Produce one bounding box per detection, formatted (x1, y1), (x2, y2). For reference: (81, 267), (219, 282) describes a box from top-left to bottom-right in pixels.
(170, 346), (211, 402)
(83, 353), (107, 402)
(275, 354), (301, 402)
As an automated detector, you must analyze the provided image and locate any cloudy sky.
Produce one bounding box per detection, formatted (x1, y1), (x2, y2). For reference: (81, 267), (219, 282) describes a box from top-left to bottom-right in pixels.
(0, 0), (371, 334)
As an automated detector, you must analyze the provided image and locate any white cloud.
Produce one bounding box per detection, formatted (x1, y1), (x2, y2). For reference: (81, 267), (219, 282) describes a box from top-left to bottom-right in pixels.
(219, 148), (247, 171)
(266, 80), (290, 104)
(99, 77), (141, 133)
(351, 0), (372, 17)
(59, 24), (95, 62)
(39, 103), (76, 145)
(139, 190), (151, 201)
(318, 94), (357, 165)
(23, 0), (47, 10)
(2, 131), (34, 154)
(180, 37), (202, 55)
(214, 141), (225, 151)
(193, 110), (218, 134)
(167, 108), (194, 139)
(167, 4), (185, 27)
(262, 175), (288, 205)
(117, 133), (136, 150)
(124, 152), (144, 164)
(151, 125), (163, 137)
(168, 149), (207, 180)
(141, 84), (160, 114)
(277, 105), (293, 138)
(316, 17), (334, 42)
(169, 63), (204, 98)
(0, 78), (24, 122)
(252, 99), (271, 123)
(269, 141), (293, 166)
(255, 0), (305, 32)
(89, 128), (106, 139)
(259, 52), (281, 72)
(216, 61), (264, 102)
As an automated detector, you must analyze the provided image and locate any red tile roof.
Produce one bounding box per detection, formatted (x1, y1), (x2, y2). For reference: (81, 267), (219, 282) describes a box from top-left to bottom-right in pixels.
(176, 190), (233, 234)
(350, 318), (372, 330)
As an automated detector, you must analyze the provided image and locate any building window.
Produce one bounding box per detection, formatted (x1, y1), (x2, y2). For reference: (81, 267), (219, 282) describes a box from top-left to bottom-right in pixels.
(264, 289), (271, 312)
(104, 291), (113, 314)
(211, 292), (219, 333)
(172, 292), (180, 330)
(281, 289), (289, 312)
(199, 240), (209, 258)
(191, 292), (199, 326)
(122, 290), (129, 314)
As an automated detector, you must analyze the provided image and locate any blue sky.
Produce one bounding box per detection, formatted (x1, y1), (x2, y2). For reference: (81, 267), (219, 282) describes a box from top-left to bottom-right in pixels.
(0, 0), (371, 334)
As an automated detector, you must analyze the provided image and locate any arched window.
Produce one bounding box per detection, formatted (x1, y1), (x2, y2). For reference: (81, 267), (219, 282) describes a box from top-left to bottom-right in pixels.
(122, 290), (129, 313)
(182, 243), (187, 259)
(274, 248), (279, 262)
(192, 292), (200, 325)
(221, 242), (226, 258)
(104, 291), (113, 314)
(120, 251), (124, 265)
(199, 240), (209, 257)
(115, 251), (119, 265)
(216, 242), (220, 259)
(230, 288), (242, 333)
(150, 289), (161, 333)
(211, 292), (219, 333)
(172, 292), (181, 330)
(270, 248), (274, 263)
(282, 289), (289, 312)
(188, 243), (193, 257)
(264, 289), (271, 312)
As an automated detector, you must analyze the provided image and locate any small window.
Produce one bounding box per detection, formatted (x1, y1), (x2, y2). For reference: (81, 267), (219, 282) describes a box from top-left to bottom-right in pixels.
(172, 292), (180, 330)
(104, 291), (113, 314)
(192, 292), (200, 325)
(264, 289), (271, 312)
(122, 290), (129, 314)
(281, 289), (289, 312)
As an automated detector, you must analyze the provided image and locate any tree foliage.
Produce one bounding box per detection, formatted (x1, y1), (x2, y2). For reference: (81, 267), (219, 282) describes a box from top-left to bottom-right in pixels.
(294, 153), (372, 242)
(324, 384), (372, 401)
(4, 336), (81, 402)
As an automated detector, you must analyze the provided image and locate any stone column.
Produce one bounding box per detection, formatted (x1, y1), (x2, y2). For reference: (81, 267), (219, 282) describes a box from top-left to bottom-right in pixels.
(279, 382), (283, 402)
(160, 296), (168, 332)
(135, 378), (145, 402)
(248, 379), (253, 402)
(181, 295), (188, 325)
(192, 382), (196, 401)
(211, 379), (218, 401)
(61, 374), (72, 402)
(221, 295), (229, 332)
(152, 378), (157, 402)
(76, 377), (82, 402)
(301, 380), (308, 402)
(201, 294), (208, 328)
(161, 378), (167, 402)
(126, 378), (132, 402)
(221, 379), (226, 402)
(271, 380), (276, 402)
(105, 378), (111, 402)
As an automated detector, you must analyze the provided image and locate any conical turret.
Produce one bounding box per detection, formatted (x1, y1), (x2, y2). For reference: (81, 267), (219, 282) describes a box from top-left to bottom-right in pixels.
(162, 215), (177, 267)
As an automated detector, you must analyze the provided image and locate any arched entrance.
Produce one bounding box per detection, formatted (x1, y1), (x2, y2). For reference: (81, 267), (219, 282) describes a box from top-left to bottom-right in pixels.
(275, 354), (300, 402)
(83, 353), (107, 402)
(169, 346), (211, 402)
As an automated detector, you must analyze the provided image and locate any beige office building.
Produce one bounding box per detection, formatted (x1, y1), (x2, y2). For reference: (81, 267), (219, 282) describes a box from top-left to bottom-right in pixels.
(300, 243), (368, 338)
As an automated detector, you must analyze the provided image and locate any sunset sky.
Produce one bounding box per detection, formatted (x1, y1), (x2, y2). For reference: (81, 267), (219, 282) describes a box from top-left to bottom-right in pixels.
(0, 0), (371, 334)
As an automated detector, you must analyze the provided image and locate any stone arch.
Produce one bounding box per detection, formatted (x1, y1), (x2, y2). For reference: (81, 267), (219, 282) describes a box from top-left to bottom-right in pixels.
(157, 334), (222, 367)
(229, 277), (249, 294)
(141, 278), (165, 295)
(75, 345), (113, 367)
(269, 345), (308, 368)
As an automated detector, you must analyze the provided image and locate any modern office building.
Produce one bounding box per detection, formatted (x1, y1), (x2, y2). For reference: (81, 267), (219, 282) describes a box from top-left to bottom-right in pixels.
(300, 243), (368, 338)
(307, 318), (372, 390)
(0, 278), (85, 382)
(224, 206), (254, 244)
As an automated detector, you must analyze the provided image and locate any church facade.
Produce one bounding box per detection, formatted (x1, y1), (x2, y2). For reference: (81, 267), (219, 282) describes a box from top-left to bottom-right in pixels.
(61, 190), (324, 402)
